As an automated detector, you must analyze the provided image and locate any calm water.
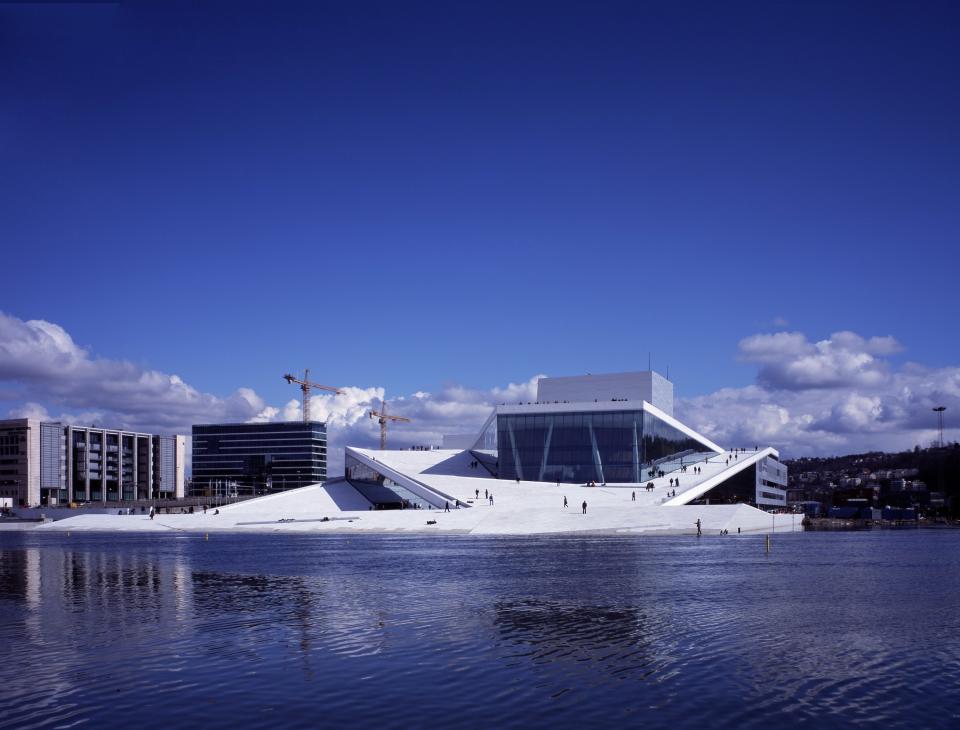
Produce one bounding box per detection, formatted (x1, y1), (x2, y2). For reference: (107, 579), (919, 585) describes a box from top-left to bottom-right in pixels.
(1, 530), (959, 729)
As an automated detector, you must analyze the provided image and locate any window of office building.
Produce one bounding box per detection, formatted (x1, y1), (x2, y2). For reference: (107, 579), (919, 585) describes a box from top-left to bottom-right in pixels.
(191, 423), (327, 496)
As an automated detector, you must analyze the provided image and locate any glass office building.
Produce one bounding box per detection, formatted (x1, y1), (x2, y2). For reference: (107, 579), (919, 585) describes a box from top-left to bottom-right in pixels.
(192, 421), (327, 496)
(491, 405), (717, 484)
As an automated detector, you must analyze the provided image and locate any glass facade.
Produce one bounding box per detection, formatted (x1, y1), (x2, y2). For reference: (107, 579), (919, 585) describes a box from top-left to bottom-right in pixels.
(345, 453), (430, 509)
(70, 429), (162, 503)
(692, 465), (755, 505)
(192, 422), (327, 496)
(39, 422), (66, 503)
(153, 435), (176, 497)
(120, 435), (135, 500)
(497, 409), (713, 484)
(470, 413), (499, 475)
(0, 424), (27, 505)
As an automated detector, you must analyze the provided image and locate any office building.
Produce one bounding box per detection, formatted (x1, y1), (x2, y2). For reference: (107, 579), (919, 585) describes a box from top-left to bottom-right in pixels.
(0, 419), (185, 506)
(191, 421), (327, 496)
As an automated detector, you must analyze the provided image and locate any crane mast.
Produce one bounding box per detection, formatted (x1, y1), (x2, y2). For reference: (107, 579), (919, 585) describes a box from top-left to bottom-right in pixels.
(368, 395), (411, 450)
(283, 369), (343, 424)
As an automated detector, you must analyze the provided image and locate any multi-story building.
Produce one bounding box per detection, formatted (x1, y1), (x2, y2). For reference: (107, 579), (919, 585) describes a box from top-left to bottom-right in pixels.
(0, 419), (184, 506)
(191, 421), (327, 496)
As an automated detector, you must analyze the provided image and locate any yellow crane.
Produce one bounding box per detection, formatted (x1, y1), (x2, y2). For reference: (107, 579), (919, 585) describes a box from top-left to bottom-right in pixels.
(369, 395), (411, 450)
(283, 369), (343, 423)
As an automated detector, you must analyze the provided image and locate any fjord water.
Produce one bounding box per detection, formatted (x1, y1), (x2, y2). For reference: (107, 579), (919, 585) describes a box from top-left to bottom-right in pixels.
(1, 531), (958, 730)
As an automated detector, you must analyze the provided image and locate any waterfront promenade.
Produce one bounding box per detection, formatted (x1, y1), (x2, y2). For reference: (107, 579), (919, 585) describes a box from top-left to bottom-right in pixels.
(31, 454), (800, 536)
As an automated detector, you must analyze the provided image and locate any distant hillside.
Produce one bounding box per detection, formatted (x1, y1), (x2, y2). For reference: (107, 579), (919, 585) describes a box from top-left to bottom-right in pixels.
(784, 443), (960, 514)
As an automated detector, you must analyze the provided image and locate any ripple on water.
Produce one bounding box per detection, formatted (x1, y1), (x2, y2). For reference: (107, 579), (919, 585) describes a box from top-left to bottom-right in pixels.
(1, 532), (959, 729)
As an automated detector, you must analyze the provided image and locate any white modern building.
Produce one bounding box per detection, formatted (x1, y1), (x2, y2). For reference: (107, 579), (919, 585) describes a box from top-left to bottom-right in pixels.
(342, 370), (787, 512)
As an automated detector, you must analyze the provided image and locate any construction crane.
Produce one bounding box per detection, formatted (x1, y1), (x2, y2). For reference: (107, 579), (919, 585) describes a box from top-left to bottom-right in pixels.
(369, 395), (411, 450)
(283, 369), (343, 424)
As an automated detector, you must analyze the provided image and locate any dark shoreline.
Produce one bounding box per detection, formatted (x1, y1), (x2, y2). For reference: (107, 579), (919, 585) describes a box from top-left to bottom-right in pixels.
(805, 518), (960, 531)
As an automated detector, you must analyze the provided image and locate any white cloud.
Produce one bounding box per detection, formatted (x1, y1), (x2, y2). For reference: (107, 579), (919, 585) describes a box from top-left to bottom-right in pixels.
(3, 311), (957, 470)
(680, 330), (957, 456)
(738, 330), (901, 390)
(491, 375), (544, 403)
(0, 311), (540, 475)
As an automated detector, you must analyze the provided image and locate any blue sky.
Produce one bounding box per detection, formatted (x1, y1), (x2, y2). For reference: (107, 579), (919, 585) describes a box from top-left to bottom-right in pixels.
(1, 2), (958, 462)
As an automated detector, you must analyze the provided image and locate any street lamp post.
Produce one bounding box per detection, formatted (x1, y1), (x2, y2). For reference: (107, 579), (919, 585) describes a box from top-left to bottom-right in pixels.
(932, 406), (947, 517)
(932, 406), (946, 448)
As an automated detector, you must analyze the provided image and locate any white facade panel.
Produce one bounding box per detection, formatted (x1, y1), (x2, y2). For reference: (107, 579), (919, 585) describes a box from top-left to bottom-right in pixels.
(536, 371), (674, 416)
(175, 435), (186, 499)
(755, 455), (788, 507)
(649, 372), (674, 417)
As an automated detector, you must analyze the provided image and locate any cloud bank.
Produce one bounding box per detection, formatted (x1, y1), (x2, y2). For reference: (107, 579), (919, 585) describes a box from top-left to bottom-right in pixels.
(2, 312), (957, 475)
(0, 312), (540, 473)
(679, 330), (959, 455)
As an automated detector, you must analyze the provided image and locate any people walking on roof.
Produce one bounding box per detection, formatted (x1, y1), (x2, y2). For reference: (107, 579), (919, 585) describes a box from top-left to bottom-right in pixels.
(444, 501), (450, 512)
(631, 491), (636, 501)
(696, 518), (701, 536)
(563, 496), (568, 508)
(489, 494), (494, 505)
(581, 500), (587, 514)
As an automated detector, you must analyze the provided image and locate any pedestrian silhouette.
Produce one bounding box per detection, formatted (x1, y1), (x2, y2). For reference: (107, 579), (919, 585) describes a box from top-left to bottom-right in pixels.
(581, 500), (587, 514)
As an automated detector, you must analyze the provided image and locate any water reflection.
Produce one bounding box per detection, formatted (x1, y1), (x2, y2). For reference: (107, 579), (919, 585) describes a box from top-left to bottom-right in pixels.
(496, 599), (649, 658)
(0, 532), (958, 730)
